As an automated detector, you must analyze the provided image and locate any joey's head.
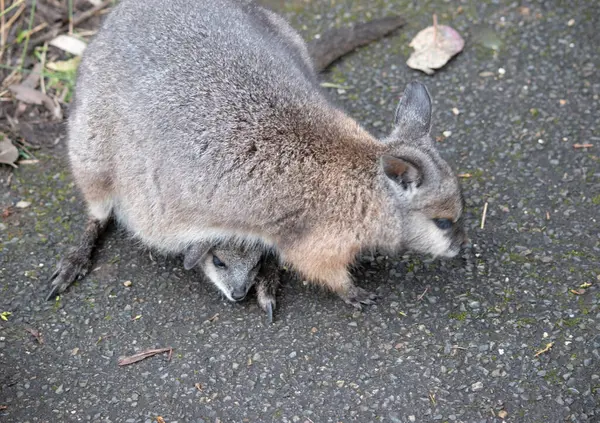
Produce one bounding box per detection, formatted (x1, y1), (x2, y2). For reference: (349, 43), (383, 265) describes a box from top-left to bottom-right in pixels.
(183, 243), (262, 302)
(379, 81), (468, 258)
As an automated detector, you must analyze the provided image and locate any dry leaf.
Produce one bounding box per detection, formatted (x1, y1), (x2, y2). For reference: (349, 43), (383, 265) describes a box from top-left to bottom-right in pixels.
(46, 57), (81, 73)
(118, 347), (173, 366)
(0, 139), (19, 168)
(570, 288), (585, 295)
(25, 328), (44, 344)
(407, 15), (464, 74)
(22, 63), (43, 89)
(50, 35), (87, 56)
(8, 84), (63, 119)
(458, 173), (472, 178)
(156, 417), (166, 423)
(194, 383), (203, 391)
(498, 409), (508, 419)
(0, 405), (7, 410)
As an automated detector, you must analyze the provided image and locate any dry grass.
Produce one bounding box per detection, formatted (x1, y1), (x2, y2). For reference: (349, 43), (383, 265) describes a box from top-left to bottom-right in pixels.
(0, 0), (113, 117)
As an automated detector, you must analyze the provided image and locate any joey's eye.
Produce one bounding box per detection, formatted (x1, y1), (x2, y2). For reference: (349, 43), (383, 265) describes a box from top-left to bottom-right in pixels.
(433, 218), (452, 230)
(212, 254), (227, 269)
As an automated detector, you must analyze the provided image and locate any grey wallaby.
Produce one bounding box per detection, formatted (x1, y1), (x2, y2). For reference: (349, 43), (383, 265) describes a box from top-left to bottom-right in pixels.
(47, 0), (467, 313)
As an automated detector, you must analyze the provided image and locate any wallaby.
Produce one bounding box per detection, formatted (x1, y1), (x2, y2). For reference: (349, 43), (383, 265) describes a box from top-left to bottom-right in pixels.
(47, 0), (467, 311)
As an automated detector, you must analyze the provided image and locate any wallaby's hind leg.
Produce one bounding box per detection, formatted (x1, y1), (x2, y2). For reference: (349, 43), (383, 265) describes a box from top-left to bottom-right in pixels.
(256, 254), (280, 324)
(46, 167), (113, 300)
(46, 217), (109, 300)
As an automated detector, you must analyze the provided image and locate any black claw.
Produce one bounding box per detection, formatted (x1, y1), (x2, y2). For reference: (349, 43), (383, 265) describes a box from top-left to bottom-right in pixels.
(265, 302), (274, 324)
(45, 285), (60, 302)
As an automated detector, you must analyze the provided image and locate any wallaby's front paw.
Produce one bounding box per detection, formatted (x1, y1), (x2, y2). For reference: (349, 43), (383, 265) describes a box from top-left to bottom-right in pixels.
(46, 250), (92, 301)
(339, 285), (378, 309)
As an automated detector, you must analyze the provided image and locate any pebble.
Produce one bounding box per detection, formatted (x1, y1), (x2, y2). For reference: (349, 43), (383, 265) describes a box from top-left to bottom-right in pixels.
(471, 381), (484, 391)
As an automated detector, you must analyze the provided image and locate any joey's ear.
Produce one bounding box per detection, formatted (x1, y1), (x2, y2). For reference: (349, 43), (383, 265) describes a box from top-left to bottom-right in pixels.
(393, 81), (432, 139)
(183, 243), (212, 270)
(381, 155), (421, 188)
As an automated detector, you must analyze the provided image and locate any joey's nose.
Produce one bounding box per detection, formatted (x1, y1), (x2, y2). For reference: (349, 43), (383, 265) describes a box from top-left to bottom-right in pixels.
(231, 290), (247, 302)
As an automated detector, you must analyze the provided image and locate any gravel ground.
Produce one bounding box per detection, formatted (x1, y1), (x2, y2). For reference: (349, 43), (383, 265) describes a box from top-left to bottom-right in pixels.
(1, 0), (599, 422)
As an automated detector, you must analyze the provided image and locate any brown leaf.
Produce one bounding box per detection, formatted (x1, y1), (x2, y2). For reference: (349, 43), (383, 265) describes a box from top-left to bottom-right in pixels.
(25, 328), (44, 344)
(498, 409), (508, 419)
(570, 289), (585, 295)
(0, 405), (7, 410)
(0, 139), (19, 168)
(22, 63), (43, 89)
(8, 84), (63, 120)
(118, 347), (173, 366)
(194, 383), (203, 391)
(156, 417), (166, 423)
(407, 14), (464, 74)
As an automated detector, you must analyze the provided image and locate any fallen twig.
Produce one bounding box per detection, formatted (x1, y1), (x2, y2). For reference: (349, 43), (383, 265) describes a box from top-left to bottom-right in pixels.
(417, 287), (429, 301)
(573, 143), (593, 149)
(534, 342), (553, 357)
(118, 347), (173, 366)
(480, 202), (488, 229)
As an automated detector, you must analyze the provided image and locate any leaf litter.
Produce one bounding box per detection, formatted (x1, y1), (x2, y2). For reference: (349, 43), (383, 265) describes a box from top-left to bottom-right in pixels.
(0, 138), (19, 168)
(407, 14), (464, 74)
(118, 347), (173, 366)
(25, 327), (44, 344)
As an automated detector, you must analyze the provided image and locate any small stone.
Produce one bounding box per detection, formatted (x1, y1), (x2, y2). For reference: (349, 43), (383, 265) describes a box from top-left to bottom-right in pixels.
(55, 384), (64, 394)
(468, 301), (480, 309)
(567, 19), (575, 26)
(498, 410), (508, 419)
(471, 381), (483, 391)
(408, 416), (416, 422)
(498, 67), (506, 75)
(451, 108), (460, 116)
(123, 280), (132, 287)
(443, 130), (452, 138)
(15, 201), (31, 208)
(289, 351), (297, 359)
(336, 380), (345, 388)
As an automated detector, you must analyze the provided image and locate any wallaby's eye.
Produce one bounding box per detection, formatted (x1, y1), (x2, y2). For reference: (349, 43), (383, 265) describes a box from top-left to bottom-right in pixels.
(433, 218), (452, 230)
(212, 254), (227, 269)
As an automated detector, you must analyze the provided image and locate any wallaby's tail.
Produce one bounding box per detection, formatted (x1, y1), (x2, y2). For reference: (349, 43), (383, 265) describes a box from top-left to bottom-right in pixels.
(308, 16), (406, 73)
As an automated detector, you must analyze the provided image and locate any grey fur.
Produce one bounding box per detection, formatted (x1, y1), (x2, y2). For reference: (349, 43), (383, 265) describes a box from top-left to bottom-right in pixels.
(186, 242), (262, 302)
(49, 0), (466, 309)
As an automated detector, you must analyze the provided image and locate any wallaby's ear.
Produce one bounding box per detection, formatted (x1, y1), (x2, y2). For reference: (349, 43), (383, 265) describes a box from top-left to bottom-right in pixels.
(183, 243), (212, 270)
(393, 81), (432, 139)
(381, 155), (421, 188)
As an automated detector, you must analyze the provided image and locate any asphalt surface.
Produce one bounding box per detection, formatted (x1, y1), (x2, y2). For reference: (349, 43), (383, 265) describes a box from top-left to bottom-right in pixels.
(1, 1), (599, 422)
